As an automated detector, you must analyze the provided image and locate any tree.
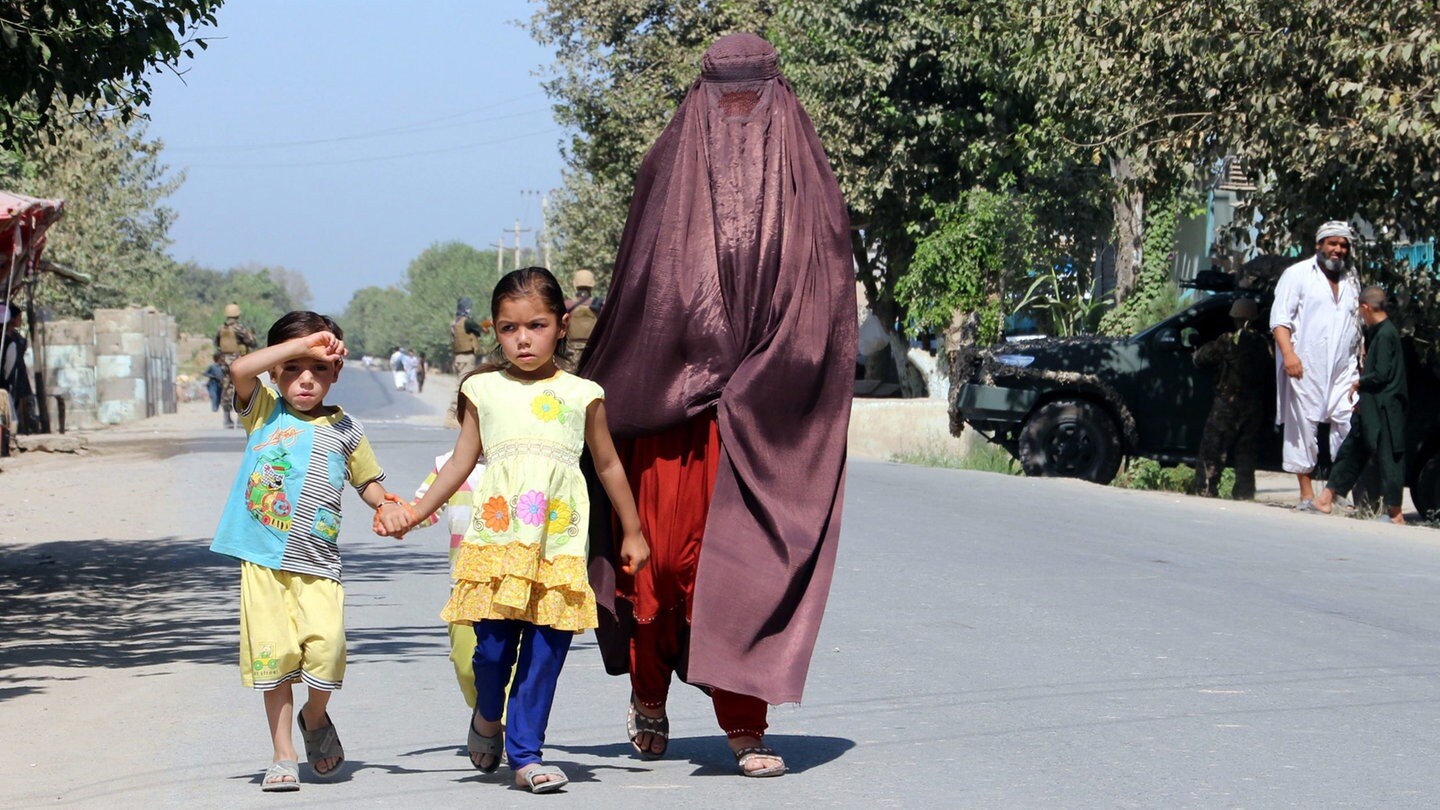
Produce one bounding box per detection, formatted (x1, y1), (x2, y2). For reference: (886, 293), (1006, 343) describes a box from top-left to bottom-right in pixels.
(1, 0), (224, 149)
(5, 112), (181, 318)
(168, 262), (303, 337)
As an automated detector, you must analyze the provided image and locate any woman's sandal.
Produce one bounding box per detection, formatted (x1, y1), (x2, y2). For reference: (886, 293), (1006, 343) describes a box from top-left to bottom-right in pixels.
(467, 711), (503, 773)
(734, 745), (787, 778)
(260, 759), (300, 792)
(626, 695), (669, 759)
(297, 707), (345, 779)
(516, 763), (569, 794)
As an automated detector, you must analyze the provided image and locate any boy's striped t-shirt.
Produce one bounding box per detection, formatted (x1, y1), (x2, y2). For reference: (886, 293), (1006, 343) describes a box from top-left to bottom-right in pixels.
(210, 385), (383, 582)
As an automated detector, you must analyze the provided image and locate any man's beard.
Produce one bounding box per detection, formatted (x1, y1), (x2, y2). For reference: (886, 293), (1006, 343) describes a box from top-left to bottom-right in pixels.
(1319, 255), (1349, 275)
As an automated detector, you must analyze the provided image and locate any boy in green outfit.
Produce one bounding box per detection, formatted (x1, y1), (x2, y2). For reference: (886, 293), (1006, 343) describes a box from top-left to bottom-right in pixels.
(1312, 286), (1408, 523)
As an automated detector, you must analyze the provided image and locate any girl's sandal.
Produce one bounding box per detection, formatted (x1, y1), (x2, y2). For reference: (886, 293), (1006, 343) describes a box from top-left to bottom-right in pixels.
(516, 763), (569, 794)
(626, 695), (669, 759)
(260, 759), (300, 792)
(467, 711), (503, 773)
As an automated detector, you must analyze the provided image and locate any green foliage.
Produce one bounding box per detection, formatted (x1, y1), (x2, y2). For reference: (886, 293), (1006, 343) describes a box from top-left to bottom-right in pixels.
(891, 440), (1020, 475)
(338, 242), (502, 363)
(5, 113), (181, 318)
(1012, 267), (1110, 338)
(169, 263), (307, 338)
(1099, 190), (1191, 335)
(1111, 458), (1196, 493)
(0, 0), (224, 149)
(899, 190), (1038, 344)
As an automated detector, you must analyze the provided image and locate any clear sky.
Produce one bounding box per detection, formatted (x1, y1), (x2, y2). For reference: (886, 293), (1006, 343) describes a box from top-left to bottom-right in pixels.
(144, 0), (566, 314)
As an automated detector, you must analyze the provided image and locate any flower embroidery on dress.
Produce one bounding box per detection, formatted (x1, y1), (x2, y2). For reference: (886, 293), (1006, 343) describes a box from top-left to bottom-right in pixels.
(480, 495), (510, 532)
(546, 500), (574, 536)
(515, 490), (548, 526)
(531, 392), (568, 422)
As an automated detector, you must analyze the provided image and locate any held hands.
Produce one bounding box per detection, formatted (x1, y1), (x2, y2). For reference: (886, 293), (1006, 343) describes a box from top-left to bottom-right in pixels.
(618, 531), (650, 576)
(372, 493), (416, 539)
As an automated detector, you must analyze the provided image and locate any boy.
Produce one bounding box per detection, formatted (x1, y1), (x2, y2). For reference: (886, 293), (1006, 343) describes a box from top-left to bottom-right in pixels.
(209, 311), (410, 791)
(1311, 287), (1408, 523)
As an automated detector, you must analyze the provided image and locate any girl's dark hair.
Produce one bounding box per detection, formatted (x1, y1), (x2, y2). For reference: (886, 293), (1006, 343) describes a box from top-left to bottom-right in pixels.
(455, 266), (571, 416)
(268, 311), (344, 346)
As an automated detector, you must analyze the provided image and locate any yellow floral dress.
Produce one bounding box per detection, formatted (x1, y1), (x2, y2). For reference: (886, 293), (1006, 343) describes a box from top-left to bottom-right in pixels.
(441, 369), (603, 632)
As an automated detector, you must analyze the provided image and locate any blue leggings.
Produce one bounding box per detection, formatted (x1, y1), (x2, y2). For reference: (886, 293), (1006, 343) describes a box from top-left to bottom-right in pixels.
(472, 619), (573, 769)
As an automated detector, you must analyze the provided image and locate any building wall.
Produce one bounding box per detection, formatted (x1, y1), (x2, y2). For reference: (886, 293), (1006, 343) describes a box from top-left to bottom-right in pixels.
(41, 307), (177, 429)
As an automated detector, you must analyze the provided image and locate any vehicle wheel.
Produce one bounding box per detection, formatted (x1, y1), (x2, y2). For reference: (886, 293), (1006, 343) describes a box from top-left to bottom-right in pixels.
(1018, 399), (1123, 483)
(1412, 453), (1440, 520)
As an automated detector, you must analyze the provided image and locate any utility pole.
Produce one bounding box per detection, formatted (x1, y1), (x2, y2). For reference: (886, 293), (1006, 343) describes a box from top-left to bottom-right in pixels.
(490, 233), (507, 275)
(511, 219), (532, 269)
(540, 193), (551, 270)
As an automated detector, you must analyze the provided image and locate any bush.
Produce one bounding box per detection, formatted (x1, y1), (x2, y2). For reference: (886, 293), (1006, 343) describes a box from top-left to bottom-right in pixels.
(892, 441), (1021, 474)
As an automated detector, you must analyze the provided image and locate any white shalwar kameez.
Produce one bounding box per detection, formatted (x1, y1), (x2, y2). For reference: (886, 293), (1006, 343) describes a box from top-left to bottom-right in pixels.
(1268, 256), (1362, 474)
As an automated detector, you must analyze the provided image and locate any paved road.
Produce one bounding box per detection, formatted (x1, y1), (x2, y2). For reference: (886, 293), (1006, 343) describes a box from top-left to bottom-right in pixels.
(3, 370), (1440, 807)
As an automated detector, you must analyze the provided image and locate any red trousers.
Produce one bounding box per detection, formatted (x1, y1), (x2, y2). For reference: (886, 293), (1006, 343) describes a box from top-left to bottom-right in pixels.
(619, 412), (768, 738)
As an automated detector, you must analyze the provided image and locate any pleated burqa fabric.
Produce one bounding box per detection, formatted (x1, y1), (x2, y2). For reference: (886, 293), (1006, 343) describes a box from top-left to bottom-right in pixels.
(580, 33), (855, 705)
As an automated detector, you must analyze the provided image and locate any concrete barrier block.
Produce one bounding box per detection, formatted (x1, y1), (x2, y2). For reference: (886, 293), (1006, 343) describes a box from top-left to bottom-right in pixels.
(98, 376), (144, 402)
(97, 399), (140, 424)
(42, 320), (94, 346)
(96, 354), (142, 380)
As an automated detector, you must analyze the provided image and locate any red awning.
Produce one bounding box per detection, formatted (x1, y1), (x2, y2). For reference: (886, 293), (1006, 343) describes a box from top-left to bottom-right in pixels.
(2, 191), (66, 298)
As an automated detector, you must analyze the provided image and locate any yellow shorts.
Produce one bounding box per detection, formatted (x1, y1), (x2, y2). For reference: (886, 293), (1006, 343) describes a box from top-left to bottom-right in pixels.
(239, 560), (346, 691)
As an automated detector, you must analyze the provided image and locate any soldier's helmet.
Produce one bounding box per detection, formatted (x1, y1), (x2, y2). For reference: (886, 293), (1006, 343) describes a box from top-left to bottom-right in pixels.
(224, 303), (241, 318)
(457, 296), (473, 317)
(573, 270), (596, 290)
(1229, 298), (1259, 321)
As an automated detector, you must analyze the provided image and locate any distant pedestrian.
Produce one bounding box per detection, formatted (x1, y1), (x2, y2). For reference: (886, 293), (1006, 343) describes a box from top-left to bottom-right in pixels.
(564, 270), (600, 364)
(208, 311), (410, 792)
(417, 352), (428, 392)
(203, 353), (226, 412)
(1312, 287), (1408, 523)
(1271, 221), (1362, 511)
(403, 349), (420, 393)
(390, 347), (406, 391)
(215, 303), (258, 429)
(451, 297), (485, 376)
(380, 267), (649, 794)
(1193, 297), (1271, 499)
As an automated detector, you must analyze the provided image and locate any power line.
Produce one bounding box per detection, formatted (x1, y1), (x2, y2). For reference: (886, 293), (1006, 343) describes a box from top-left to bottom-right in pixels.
(181, 127), (564, 169)
(164, 95), (550, 152)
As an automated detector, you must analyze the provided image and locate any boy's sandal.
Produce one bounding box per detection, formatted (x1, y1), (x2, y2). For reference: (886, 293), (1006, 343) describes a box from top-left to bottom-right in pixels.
(735, 745), (787, 778)
(517, 763), (569, 794)
(297, 708), (345, 779)
(468, 712), (503, 773)
(261, 759), (300, 792)
(626, 696), (669, 759)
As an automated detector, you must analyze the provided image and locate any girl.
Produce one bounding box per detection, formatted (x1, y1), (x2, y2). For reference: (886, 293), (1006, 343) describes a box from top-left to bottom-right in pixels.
(389, 267), (648, 794)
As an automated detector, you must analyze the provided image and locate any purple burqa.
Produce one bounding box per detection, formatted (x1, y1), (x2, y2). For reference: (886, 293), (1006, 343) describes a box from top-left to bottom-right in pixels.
(581, 33), (855, 705)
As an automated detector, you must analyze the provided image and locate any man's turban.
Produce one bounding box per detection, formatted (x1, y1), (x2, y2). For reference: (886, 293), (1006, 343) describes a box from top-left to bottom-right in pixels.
(1316, 220), (1354, 243)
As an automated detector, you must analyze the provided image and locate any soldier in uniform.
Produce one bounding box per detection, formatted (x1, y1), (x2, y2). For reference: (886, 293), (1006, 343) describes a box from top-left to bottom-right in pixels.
(564, 270), (601, 364)
(215, 303), (257, 429)
(451, 297), (485, 376)
(1193, 297), (1271, 498)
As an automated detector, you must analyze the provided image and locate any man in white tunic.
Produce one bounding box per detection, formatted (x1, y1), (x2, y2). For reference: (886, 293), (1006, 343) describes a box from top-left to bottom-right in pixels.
(1269, 221), (1363, 510)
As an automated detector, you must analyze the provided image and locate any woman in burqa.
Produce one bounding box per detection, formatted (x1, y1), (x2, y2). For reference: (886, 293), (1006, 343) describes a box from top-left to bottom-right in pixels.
(581, 32), (855, 777)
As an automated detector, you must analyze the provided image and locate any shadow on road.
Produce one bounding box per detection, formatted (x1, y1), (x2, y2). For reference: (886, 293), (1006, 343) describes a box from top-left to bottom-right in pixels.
(0, 537), (447, 695)
(547, 733), (855, 776)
